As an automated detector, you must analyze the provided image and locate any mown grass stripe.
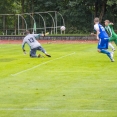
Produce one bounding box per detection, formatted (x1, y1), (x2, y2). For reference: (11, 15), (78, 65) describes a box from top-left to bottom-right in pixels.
(11, 52), (75, 76)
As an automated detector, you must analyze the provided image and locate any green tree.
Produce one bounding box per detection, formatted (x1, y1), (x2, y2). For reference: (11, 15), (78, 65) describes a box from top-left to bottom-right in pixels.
(1, 0), (117, 34)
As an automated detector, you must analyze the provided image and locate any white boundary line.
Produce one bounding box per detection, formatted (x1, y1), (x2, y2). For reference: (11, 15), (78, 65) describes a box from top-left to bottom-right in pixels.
(11, 52), (75, 76)
(0, 108), (116, 112)
(47, 71), (102, 72)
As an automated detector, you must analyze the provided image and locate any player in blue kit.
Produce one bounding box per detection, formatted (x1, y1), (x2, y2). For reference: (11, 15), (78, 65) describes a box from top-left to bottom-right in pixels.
(94, 17), (114, 62)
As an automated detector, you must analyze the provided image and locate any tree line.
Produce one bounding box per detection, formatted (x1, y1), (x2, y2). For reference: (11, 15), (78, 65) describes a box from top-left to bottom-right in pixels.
(0, 0), (117, 34)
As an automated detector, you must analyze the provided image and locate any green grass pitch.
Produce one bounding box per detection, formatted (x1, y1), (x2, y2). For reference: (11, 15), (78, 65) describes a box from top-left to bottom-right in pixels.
(0, 43), (117, 117)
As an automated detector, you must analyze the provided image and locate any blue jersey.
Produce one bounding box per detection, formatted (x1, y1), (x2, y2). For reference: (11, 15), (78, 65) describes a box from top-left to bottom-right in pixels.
(98, 24), (109, 39)
(94, 23), (109, 49)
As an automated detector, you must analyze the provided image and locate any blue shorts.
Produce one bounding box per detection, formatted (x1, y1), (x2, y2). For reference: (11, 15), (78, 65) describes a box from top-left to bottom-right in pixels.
(97, 38), (109, 49)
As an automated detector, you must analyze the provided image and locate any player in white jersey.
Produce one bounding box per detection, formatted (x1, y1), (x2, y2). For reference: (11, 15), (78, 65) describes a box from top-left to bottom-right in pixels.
(22, 30), (51, 58)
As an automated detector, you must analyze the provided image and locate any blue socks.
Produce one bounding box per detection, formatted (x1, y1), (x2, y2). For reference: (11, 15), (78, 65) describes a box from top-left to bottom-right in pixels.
(100, 49), (111, 59)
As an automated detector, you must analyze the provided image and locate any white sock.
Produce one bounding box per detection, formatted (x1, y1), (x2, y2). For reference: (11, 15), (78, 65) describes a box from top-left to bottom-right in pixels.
(109, 43), (114, 49)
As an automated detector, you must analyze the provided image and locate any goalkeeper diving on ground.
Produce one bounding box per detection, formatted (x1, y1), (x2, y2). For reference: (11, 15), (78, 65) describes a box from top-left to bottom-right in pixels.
(22, 30), (51, 58)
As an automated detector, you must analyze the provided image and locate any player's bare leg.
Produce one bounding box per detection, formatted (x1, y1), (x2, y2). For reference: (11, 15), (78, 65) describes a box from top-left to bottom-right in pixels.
(109, 42), (115, 52)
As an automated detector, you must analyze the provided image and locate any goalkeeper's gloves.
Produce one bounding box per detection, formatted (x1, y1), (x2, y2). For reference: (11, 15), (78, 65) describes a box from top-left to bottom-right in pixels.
(23, 49), (26, 54)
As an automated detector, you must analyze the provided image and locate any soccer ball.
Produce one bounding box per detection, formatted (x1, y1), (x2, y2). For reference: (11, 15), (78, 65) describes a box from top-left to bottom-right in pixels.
(60, 26), (66, 31)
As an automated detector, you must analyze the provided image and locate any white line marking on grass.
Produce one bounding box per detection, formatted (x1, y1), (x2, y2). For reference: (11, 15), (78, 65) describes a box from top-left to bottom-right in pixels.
(47, 71), (102, 72)
(106, 80), (117, 81)
(0, 108), (49, 111)
(69, 110), (116, 112)
(11, 52), (75, 76)
(0, 108), (116, 112)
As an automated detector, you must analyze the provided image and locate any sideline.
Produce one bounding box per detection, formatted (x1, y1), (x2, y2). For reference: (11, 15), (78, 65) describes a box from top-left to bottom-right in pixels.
(0, 108), (116, 112)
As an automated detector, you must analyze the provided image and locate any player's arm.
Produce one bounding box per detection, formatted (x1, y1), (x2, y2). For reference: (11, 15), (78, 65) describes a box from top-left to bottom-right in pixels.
(94, 24), (100, 40)
(91, 30), (99, 40)
(91, 30), (97, 36)
(34, 32), (49, 39)
(91, 30), (96, 36)
(109, 22), (114, 25)
(91, 33), (96, 36)
(95, 30), (100, 40)
(22, 41), (26, 54)
(108, 23), (114, 30)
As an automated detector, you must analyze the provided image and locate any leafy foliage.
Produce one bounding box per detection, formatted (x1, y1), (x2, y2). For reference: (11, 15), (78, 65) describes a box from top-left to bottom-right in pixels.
(0, 0), (117, 34)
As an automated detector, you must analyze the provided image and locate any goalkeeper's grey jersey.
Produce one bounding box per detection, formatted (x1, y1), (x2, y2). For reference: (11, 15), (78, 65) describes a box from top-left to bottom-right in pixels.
(22, 34), (41, 49)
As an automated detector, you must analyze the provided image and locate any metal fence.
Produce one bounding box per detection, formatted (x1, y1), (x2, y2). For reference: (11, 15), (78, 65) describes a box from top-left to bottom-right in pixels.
(0, 11), (65, 35)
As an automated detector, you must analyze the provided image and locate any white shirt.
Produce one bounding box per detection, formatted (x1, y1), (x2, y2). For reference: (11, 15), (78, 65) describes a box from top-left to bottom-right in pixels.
(94, 23), (100, 39)
(22, 34), (41, 49)
(94, 23), (99, 31)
